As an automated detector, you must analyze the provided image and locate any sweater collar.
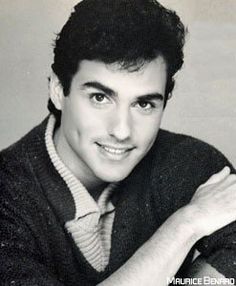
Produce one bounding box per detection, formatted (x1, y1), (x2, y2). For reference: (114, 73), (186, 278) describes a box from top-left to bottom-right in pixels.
(45, 115), (116, 221)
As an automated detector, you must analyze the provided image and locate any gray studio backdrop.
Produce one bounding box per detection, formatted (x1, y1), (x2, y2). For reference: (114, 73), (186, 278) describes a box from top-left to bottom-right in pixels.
(0, 0), (236, 166)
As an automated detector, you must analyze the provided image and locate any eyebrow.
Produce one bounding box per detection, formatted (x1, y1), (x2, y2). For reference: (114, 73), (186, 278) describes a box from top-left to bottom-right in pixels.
(82, 81), (115, 96)
(136, 93), (164, 102)
(82, 81), (164, 101)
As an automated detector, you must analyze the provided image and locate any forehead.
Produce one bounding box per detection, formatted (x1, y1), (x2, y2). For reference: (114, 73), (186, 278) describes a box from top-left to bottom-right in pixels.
(71, 57), (167, 95)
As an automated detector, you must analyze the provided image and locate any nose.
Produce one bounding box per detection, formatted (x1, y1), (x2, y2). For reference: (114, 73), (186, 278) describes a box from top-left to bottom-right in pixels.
(108, 107), (132, 141)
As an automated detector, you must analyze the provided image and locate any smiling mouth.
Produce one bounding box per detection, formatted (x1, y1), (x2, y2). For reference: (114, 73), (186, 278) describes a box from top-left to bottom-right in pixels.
(96, 143), (135, 157)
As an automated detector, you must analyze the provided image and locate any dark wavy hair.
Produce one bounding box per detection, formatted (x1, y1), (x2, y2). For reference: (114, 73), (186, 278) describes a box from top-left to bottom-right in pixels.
(48, 0), (186, 122)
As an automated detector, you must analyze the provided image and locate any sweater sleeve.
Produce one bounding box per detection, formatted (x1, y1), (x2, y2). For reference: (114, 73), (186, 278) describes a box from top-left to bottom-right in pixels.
(150, 134), (236, 280)
(0, 180), (64, 286)
(194, 145), (236, 280)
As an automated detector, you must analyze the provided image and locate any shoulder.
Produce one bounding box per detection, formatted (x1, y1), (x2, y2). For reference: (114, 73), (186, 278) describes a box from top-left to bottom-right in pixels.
(0, 118), (48, 196)
(0, 117), (48, 164)
(151, 129), (232, 170)
(143, 129), (234, 212)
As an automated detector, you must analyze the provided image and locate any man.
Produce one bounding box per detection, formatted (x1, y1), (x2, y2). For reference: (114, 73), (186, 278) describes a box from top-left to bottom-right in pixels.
(0, 0), (236, 285)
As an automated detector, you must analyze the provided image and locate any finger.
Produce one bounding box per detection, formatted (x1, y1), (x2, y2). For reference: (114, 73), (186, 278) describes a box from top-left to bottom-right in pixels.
(219, 173), (236, 189)
(220, 175), (236, 191)
(202, 166), (230, 186)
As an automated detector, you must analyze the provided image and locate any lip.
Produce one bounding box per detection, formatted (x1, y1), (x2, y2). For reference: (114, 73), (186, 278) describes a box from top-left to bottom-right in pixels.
(96, 142), (135, 160)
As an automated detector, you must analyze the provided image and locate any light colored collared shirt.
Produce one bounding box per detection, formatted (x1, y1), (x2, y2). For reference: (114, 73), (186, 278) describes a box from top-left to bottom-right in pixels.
(45, 115), (116, 271)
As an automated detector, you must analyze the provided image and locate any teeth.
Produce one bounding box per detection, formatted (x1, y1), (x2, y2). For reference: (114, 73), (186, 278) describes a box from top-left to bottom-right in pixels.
(102, 146), (127, 155)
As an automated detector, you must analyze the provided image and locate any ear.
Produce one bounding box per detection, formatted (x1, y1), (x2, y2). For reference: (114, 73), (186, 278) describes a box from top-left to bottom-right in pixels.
(49, 72), (64, 110)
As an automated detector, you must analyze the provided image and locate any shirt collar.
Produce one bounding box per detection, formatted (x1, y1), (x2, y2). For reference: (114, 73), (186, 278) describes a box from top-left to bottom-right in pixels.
(45, 115), (116, 220)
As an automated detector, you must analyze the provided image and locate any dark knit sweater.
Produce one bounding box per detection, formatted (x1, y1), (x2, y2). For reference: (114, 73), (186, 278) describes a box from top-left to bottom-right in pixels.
(0, 117), (236, 285)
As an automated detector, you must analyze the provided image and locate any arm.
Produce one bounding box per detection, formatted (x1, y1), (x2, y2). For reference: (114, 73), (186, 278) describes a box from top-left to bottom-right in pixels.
(0, 218), (64, 286)
(98, 167), (236, 286)
(0, 192), (64, 286)
(99, 206), (201, 286)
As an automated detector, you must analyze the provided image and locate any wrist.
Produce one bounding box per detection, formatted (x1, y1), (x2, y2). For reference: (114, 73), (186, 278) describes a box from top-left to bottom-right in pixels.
(173, 206), (205, 243)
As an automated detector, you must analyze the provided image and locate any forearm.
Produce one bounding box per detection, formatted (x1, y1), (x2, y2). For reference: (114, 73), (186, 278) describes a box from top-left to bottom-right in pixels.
(98, 207), (201, 286)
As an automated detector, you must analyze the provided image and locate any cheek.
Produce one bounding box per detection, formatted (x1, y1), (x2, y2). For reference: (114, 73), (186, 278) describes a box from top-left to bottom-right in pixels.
(68, 104), (110, 137)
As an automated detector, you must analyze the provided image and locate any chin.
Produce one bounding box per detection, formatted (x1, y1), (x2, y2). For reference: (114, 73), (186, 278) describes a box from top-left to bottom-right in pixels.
(97, 169), (132, 183)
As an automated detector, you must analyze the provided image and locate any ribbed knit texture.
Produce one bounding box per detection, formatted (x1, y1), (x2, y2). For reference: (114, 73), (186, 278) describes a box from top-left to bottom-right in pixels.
(45, 115), (116, 271)
(1, 117), (236, 285)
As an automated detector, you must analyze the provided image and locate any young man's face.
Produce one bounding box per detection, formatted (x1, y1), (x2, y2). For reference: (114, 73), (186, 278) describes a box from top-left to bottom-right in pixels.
(52, 57), (167, 188)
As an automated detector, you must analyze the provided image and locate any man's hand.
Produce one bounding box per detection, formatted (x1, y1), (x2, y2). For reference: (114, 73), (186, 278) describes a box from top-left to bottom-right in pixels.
(185, 166), (236, 237)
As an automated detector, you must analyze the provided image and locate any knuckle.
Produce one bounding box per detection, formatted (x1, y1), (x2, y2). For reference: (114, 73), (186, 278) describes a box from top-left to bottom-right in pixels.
(210, 173), (218, 180)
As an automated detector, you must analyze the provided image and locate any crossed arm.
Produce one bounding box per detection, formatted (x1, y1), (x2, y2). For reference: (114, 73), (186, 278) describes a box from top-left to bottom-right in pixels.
(99, 167), (236, 286)
(1, 167), (235, 285)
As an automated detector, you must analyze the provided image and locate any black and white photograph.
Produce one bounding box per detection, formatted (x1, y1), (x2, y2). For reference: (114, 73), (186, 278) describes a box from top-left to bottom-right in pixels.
(0, 1), (236, 285)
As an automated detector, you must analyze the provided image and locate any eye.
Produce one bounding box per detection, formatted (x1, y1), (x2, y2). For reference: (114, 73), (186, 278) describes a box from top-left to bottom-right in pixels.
(137, 101), (155, 110)
(138, 101), (151, 109)
(93, 93), (106, 102)
(90, 93), (110, 105)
